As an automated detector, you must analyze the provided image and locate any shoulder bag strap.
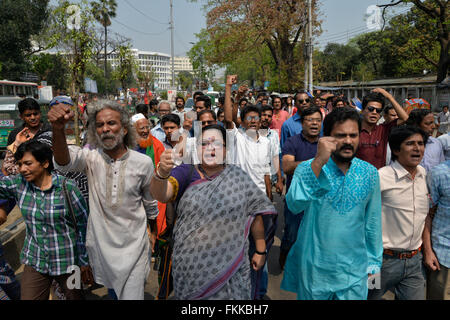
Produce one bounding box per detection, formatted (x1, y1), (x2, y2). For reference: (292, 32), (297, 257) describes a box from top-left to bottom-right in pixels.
(62, 177), (79, 236)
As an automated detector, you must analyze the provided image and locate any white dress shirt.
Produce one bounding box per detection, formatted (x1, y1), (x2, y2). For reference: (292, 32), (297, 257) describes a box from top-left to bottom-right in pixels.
(227, 125), (271, 193)
(379, 161), (429, 251)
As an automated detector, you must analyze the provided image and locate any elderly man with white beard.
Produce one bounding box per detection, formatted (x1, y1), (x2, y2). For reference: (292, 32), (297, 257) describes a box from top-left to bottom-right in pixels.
(48, 100), (159, 300)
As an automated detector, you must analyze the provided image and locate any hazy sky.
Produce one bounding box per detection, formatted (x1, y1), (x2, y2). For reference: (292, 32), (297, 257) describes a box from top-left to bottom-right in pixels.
(52, 0), (412, 55)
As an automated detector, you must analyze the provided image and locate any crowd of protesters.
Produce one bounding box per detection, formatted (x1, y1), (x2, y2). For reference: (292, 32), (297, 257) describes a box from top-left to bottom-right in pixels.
(0, 74), (449, 301)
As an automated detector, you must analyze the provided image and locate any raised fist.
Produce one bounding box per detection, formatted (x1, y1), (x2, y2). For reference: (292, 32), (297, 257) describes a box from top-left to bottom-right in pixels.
(47, 103), (74, 130)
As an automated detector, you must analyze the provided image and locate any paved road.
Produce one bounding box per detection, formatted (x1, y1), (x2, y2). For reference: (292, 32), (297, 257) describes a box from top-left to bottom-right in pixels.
(3, 188), (394, 300)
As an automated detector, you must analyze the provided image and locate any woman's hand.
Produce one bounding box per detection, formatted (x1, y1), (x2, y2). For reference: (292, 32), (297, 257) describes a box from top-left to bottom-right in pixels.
(158, 150), (175, 177)
(251, 253), (266, 271)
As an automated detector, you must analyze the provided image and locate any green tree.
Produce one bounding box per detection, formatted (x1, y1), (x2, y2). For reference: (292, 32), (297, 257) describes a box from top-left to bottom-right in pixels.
(176, 71), (194, 91)
(111, 44), (137, 93)
(51, 0), (96, 145)
(30, 53), (69, 91)
(187, 29), (217, 89)
(91, 0), (117, 81)
(0, 0), (49, 80)
(315, 43), (360, 82)
(378, 0), (448, 83)
(137, 66), (157, 93)
(194, 0), (322, 91)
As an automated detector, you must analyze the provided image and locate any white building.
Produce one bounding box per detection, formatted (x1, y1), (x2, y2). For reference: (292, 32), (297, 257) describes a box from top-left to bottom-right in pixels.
(173, 56), (193, 76)
(108, 49), (172, 90)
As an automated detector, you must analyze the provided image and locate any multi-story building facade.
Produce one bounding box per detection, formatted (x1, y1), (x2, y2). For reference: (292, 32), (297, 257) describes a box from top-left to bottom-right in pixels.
(108, 49), (172, 90)
(173, 56), (193, 77)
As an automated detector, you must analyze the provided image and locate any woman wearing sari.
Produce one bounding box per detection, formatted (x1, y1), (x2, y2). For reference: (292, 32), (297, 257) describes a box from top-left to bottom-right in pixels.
(150, 124), (277, 300)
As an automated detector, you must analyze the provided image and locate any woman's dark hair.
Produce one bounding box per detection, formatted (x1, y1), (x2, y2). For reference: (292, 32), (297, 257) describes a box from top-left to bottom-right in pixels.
(301, 106), (323, 122)
(18, 98), (41, 115)
(405, 109), (432, 127)
(14, 140), (54, 173)
(201, 124), (227, 147)
(198, 109), (217, 121)
(323, 107), (361, 137)
(160, 114), (181, 127)
(362, 92), (386, 111)
(135, 104), (149, 118)
(241, 105), (261, 120)
(389, 125), (428, 161)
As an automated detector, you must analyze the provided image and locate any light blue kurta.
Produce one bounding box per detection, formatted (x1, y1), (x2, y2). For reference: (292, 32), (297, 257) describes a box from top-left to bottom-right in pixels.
(281, 158), (383, 300)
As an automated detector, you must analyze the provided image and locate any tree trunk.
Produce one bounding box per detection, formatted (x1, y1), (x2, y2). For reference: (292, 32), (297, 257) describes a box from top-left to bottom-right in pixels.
(437, 37), (449, 84)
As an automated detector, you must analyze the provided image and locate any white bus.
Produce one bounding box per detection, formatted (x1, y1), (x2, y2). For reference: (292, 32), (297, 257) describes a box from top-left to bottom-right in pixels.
(0, 80), (39, 99)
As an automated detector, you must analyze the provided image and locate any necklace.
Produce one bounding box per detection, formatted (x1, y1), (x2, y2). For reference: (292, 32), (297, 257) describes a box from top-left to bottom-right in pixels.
(197, 164), (225, 180)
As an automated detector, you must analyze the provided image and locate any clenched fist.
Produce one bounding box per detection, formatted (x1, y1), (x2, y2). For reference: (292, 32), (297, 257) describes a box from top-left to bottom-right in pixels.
(315, 137), (338, 166)
(47, 103), (74, 130)
(226, 75), (237, 86)
(158, 149), (176, 177)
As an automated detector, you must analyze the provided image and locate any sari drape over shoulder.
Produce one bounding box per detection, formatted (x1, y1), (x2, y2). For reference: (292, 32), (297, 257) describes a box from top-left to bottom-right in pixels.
(171, 165), (277, 300)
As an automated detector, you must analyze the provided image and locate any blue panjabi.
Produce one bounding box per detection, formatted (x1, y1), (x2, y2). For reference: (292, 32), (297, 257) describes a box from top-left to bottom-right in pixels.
(281, 157), (383, 300)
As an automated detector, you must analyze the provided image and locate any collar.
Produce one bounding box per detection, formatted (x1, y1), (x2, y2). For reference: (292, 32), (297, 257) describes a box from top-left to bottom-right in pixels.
(25, 173), (59, 192)
(292, 113), (301, 121)
(427, 136), (438, 144)
(391, 160), (425, 180)
(327, 156), (354, 176)
(300, 131), (319, 144)
(100, 147), (130, 163)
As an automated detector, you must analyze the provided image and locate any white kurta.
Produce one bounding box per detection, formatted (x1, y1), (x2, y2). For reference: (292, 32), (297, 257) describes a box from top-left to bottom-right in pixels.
(54, 146), (158, 300)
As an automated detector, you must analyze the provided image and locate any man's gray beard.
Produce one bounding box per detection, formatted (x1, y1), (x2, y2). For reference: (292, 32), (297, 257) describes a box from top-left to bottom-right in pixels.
(96, 128), (125, 151)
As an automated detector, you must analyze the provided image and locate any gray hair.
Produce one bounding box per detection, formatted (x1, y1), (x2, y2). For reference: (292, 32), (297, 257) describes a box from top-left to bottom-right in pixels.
(86, 99), (137, 149)
(157, 100), (171, 111)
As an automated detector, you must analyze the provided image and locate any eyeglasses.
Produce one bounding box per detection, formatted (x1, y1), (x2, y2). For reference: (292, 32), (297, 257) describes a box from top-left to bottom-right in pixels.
(366, 106), (383, 114)
(298, 99), (310, 104)
(245, 115), (260, 121)
(303, 118), (322, 124)
(200, 140), (225, 149)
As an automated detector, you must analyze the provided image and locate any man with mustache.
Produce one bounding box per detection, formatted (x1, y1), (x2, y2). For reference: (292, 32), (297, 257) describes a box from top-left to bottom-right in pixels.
(281, 107), (382, 300)
(356, 88), (408, 169)
(368, 126), (429, 300)
(48, 100), (159, 300)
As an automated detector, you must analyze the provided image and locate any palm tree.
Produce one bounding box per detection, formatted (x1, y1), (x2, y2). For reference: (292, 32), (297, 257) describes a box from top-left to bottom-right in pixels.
(91, 0), (117, 84)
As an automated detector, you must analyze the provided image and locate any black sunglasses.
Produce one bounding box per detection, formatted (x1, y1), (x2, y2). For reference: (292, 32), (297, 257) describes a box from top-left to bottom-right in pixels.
(366, 106), (383, 114)
(298, 99), (310, 104)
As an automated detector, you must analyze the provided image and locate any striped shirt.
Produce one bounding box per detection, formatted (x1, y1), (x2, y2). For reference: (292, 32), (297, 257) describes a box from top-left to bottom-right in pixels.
(0, 174), (89, 276)
(427, 160), (450, 268)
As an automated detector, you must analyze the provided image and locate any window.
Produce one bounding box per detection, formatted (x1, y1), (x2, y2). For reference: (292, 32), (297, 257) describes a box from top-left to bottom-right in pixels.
(5, 85), (14, 96)
(0, 85), (3, 96)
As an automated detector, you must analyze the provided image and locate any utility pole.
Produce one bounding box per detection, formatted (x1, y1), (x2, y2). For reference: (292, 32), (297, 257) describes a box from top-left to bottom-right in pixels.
(170, 0), (175, 89)
(308, 0), (313, 94)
